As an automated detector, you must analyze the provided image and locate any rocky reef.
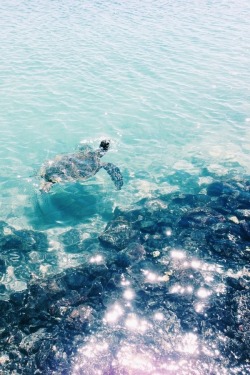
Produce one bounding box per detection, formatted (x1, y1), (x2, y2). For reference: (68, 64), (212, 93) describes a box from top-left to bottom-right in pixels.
(0, 177), (250, 374)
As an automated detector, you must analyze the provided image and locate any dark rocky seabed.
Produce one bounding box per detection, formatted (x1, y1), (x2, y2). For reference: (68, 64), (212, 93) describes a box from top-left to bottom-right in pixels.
(0, 172), (250, 374)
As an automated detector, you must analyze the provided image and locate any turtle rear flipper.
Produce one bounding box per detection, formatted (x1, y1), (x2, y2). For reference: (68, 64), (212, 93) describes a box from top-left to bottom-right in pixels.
(102, 162), (123, 190)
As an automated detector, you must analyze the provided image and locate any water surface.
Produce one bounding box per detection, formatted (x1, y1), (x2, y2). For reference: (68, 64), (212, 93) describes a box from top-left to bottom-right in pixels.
(0, 0), (250, 373)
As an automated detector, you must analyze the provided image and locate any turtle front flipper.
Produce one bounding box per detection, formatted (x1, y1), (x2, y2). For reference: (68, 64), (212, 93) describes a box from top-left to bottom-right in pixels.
(102, 162), (123, 190)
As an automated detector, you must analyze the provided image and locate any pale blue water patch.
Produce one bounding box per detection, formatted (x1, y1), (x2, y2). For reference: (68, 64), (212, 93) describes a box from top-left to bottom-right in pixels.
(0, 0), (250, 373)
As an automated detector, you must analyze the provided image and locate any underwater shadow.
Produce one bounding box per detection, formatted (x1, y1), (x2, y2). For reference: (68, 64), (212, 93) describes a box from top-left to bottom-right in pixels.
(25, 182), (114, 230)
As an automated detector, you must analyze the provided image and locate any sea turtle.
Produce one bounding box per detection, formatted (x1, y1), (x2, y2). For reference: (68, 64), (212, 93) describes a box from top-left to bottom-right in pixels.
(39, 140), (123, 192)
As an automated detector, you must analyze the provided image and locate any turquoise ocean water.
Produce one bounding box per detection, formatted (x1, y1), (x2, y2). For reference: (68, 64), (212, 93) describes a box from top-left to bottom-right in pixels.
(0, 0), (250, 373)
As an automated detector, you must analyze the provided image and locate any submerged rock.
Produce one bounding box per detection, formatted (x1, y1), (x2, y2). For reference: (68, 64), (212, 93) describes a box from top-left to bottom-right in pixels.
(1, 175), (250, 374)
(59, 228), (83, 253)
(99, 218), (139, 250)
(0, 224), (48, 254)
(19, 328), (48, 355)
(0, 258), (6, 274)
(207, 181), (234, 196)
(241, 221), (250, 240)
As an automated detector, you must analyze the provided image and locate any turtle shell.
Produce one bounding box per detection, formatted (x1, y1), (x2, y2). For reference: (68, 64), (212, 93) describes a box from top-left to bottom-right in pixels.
(41, 150), (101, 184)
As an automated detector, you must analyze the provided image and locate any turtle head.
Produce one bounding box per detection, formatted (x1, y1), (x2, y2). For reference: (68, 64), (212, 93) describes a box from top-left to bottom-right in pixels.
(100, 140), (110, 152)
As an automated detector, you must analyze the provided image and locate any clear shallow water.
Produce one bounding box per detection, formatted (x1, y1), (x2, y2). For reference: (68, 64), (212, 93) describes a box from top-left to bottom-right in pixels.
(1, 0), (249, 231)
(0, 0), (250, 373)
